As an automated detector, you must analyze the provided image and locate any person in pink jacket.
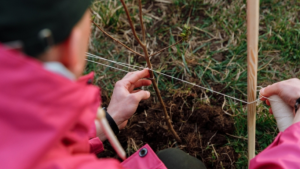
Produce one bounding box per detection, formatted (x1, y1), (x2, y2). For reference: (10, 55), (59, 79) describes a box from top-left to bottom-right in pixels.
(0, 0), (206, 169)
(250, 79), (300, 168)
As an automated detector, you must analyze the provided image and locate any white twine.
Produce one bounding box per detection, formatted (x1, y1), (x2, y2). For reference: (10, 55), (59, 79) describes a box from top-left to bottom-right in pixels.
(86, 52), (277, 105)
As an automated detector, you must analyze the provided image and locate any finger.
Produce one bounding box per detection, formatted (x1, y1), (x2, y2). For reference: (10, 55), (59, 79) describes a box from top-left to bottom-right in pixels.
(134, 79), (152, 88)
(116, 70), (151, 90)
(259, 88), (267, 101)
(129, 79), (152, 92)
(261, 84), (280, 98)
(130, 89), (141, 93)
(266, 100), (270, 106)
(122, 69), (150, 83)
(122, 71), (139, 79)
(118, 120), (128, 130)
(131, 90), (151, 101)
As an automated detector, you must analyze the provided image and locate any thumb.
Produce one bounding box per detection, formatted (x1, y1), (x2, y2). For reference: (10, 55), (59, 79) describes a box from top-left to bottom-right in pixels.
(260, 85), (278, 101)
(263, 84), (279, 98)
(259, 88), (266, 101)
(131, 90), (150, 101)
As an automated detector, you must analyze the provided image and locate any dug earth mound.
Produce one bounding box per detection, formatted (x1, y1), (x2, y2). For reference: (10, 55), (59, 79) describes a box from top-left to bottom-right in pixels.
(98, 87), (238, 169)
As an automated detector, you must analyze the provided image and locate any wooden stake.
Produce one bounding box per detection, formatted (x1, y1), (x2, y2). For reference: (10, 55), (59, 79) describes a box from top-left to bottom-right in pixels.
(247, 0), (259, 163)
(96, 107), (126, 160)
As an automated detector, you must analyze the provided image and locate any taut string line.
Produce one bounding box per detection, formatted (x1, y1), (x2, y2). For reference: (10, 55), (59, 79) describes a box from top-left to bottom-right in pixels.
(86, 52), (274, 105)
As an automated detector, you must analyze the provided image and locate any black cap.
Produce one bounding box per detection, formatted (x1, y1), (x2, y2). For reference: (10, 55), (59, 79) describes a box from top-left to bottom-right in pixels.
(0, 0), (92, 57)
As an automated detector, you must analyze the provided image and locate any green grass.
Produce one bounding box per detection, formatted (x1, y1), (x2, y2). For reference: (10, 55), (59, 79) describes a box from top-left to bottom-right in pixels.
(87, 0), (300, 167)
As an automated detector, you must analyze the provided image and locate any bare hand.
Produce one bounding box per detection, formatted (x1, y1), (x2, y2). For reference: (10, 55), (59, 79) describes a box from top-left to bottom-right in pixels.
(107, 69), (152, 129)
(260, 78), (300, 108)
(260, 78), (300, 124)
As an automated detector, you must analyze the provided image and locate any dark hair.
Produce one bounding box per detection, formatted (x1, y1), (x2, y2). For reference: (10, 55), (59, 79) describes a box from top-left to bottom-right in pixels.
(0, 0), (92, 57)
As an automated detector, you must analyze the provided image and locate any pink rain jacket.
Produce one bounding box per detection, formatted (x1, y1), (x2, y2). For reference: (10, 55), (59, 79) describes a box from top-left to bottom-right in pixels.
(250, 122), (300, 168)
(0, 45), (166, 169)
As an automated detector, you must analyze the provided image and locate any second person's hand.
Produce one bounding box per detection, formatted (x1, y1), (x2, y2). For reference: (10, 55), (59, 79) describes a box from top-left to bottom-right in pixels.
(260, 78), (300, 128)
(260, 78), (300, 109)
(107, 69), (152, 129)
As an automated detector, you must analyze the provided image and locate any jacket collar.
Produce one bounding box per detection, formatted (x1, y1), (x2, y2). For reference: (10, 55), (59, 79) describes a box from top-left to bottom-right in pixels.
(43, 62), (76, 80)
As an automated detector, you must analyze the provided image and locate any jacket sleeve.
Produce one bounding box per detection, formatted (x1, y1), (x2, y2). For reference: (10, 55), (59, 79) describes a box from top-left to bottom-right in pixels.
(89, 137), (104, 154)
(34, 152), (127, 169)
(250, 122), (300, 169)
(88, 118), (106, 154)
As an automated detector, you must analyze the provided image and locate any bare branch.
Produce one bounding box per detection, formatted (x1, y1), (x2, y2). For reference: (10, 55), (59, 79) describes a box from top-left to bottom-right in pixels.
(120, 0), (145, 47)
(94, 1), (182, 143)
(91, 20), (144, 57)
(150, 39), (183, 57)
(150, 78), (182, 143)
(119, 0), (181, 143)
(119, 0), (151, 68)
(138, 0), (146, 43)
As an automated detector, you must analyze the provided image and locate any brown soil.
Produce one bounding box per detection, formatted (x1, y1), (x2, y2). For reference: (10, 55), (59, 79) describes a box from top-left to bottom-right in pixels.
(98, 86), (238, 169)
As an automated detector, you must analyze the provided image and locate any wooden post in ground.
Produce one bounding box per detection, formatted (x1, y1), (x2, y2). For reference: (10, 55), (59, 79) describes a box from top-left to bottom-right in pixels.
(247, 0), (259, 164)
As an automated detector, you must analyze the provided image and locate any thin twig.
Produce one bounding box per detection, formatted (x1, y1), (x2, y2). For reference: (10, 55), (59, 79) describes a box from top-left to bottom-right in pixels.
(226, 133), (248, 140)
(91, 20), (144, 57)
(138, 0), (146, 43)
(119, 0), (182, 143)
(119, 0), (151, 69)
(150, 39), (183, 57)
(120, 0), (144, 46)
(211, 144), (219, 159)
